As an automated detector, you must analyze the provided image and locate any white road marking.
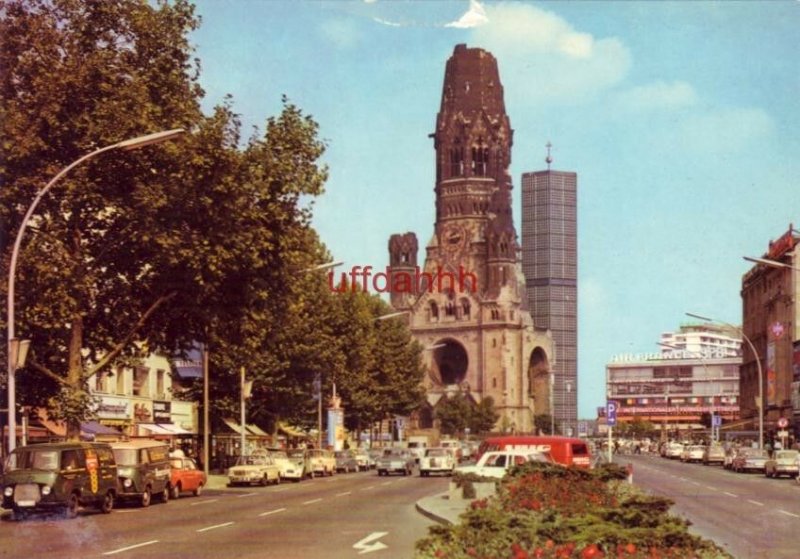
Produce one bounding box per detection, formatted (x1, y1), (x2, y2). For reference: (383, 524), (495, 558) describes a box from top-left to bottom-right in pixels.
(259, 507), (286, 517)
(704, 486), (717, 491)
(237, 492), (257, 498)
(197, 522), (234, 533)
(381, 481), (392, 486)
(303, 498), (323, 505)
(336, 491), (352, 497)
(778, 510), (800, 518)
(747, 499), (764, 506)
(190, 498), (219, 506)
(723, 492), (738, 497)
(353, 532), (389, 555)
(360, 485), (376, 491)
(103, 540), (159, 556)
(112, 509), (142, 513)
(272, 487), (289, 492)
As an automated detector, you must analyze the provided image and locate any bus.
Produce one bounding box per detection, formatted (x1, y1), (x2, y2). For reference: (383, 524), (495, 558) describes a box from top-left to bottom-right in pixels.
(477, 436), (592, 469)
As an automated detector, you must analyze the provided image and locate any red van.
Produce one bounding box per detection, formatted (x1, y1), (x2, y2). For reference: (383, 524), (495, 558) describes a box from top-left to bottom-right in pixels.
(477, 436), (592, 469)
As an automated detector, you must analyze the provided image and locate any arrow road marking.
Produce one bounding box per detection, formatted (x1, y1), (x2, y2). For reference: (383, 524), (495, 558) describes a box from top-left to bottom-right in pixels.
(353, 532), (388, 555)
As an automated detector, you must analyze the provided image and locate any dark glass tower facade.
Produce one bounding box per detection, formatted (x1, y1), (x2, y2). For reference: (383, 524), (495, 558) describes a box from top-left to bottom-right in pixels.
(521, 170), (578, 435)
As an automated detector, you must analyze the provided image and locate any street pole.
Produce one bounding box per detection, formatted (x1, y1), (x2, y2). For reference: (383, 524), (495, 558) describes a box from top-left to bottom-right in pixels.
(6, 129), (184, 454)
(550, 372), (555, 435)
(240, 366), (246, 458)
(202, 344), (210, 477)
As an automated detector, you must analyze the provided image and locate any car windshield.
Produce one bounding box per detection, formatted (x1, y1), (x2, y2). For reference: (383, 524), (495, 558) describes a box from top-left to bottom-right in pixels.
(112, 449), (138, 465)
(426, 449), (448, 457)
(269, 451), (288, 460)
(744, 449), (768, 458)
(776, 451), (798, 460)
(383, 449), (405, 457)
(5, 449), (60, 471)
(287, 449), (305, 458)
(170, 458), (184, 469)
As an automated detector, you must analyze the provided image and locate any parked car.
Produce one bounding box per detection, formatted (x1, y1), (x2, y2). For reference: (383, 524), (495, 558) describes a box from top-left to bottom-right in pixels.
(723, 446), (739, 470)
(419, 447), (456, 477)
(169, 452), (206, 499)
(286, 449), (313, 480)
(1, 442), (117, 519)
(731, 448), (769, 473)
(376, 448), (415, 476)
(664, 442), (684, 459)
(307, 449), (336, 477)
(680, 445), (706, 463)
(227, 452), (281, 486)
(455, 449), (554, 479)
(335, 450), (359, 473)
(702, 445), (726, 465)
(267, 449), (304, 481)
(111, 440), (171, 507)
(764, 449), (800, 478)
(440, 439), (463, 462)
(352, 450), (371, 471)
(367, 449), (383, 469)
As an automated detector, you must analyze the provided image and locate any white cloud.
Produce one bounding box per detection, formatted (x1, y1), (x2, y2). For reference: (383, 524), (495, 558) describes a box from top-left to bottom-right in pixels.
(320, 19), (360, 49)
(619, 81), (698, 111)
(445, 0), (489, 29)
(678, 107), (774, 153)
(470, 3), (631, 102)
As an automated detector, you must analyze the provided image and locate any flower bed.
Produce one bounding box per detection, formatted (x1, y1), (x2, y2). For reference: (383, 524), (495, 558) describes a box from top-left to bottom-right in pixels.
(416, 462), (732, 559)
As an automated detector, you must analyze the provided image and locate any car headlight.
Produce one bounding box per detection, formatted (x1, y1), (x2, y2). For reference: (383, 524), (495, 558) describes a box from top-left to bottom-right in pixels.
(3, 486), (12, 497)
(41, 485), (51, 496)
(122, 478), (133, 488)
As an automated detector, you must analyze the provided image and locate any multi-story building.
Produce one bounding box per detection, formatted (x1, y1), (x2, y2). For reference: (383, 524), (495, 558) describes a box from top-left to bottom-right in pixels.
(740, 225), (800, 440)
(387, 44), (555, 433)
(604, 325), (742, 434)
(521, 158), (577, 435)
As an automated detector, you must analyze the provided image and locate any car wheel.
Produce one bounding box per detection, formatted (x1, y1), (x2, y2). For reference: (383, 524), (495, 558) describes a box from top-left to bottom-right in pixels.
(261, 475), (269, 487)
(309, 471), (315, 479)
(171, 483), (181, 500)
(65, 493), (80, 518)
(193, 484), (203, 497)
(100, 491), (114, 514)
(140, 487), (152, 508)
(12, 509), (28, 522)
(274, 475), (281, 485)
(159, 486), (169, 504)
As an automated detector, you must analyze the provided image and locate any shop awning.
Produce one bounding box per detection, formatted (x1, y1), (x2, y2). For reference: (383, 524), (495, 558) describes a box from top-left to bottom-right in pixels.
(82, 421), (119, 435)
(277, 422), (307, 438)
(139, 423), (192, 435)
(223, 418), (270, 437)
(247, 424), (270, 437)
(223, 418), (248, 435)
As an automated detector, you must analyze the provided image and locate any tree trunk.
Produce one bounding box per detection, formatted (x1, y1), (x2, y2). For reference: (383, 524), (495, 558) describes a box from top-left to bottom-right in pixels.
(65, 315), (84, 441)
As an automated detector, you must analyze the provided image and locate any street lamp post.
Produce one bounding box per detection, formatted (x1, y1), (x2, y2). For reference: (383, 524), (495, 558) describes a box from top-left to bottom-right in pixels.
(6, 129), (185, 454)
(550, 372), (555, 435)
(687, 312), (763, 449)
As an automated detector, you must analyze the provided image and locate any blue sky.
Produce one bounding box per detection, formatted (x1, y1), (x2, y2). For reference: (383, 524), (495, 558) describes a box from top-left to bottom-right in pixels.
(190, 0), (799, 418)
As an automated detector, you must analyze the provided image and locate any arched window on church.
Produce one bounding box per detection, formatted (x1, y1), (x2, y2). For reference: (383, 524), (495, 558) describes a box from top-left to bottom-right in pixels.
(445, 302), (455, 317)
(450, 146), (464, 177)
(472, 141), (489, 176)
(430, 301), (439, 321)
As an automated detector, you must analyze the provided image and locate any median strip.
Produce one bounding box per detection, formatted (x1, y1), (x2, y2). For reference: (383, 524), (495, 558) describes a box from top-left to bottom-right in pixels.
(259, 507), (287, 517)
(103, 540), (159, 556)
(197, 522), (234, 533)
(303, 498), (322, 505)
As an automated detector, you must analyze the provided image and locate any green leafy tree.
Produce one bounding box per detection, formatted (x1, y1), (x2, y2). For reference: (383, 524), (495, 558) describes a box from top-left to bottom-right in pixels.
(534, 413), (556, 435)
(468, 396), (499, 435)
(435, 393), (473, 436)
(0, 0), (329, 439)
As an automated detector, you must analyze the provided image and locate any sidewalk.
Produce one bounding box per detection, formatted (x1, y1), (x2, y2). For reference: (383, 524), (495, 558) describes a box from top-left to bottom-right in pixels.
(415, 491), (469, 526)
(206, 474), (230, 490)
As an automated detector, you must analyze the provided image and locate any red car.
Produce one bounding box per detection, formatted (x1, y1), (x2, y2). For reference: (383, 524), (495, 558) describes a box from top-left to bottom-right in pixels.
(169, 454), (207, 499)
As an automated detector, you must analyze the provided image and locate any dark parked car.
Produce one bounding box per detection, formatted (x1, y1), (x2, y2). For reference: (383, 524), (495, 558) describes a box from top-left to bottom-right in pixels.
(334, 450), (359, 473)
(111, 439), (171, 506)
(731, 448), (769, 473)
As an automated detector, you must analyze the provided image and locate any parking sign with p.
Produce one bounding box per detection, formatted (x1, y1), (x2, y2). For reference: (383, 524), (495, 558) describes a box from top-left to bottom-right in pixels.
(606, 401), (618, 427)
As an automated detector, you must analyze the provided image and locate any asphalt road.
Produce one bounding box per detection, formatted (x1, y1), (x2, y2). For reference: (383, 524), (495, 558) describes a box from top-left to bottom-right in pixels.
(621, 454), (800, 559)
(0, 469), (448, 559)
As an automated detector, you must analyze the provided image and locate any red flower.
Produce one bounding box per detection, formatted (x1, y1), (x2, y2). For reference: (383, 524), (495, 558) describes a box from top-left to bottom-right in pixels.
(581, 544), (604, 559)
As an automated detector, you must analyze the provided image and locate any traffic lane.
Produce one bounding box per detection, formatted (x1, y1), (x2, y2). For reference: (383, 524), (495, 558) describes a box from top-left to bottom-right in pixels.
(0, 469), (435, 558)
(624, 454), (800, 515)
(626, 456), (800, 559)
(0, 470), (375, 558)
(147, 472), (449, 559)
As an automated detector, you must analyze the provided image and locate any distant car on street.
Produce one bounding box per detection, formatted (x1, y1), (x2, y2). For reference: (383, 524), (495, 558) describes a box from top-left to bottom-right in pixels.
(286, 449), (313, 480)
(268, 449), (305, 482)
(455, 449), (554, 479)
(307, 449), (336, 477)
(664, 442), (684, 459)
(376, 448), (415, 476)
(702, 445), (726, 465)
(680, 445), (706, 463)
(731, 448), (769, 473)
(227, 452), (281, 486)
(334, 451), (358, 473)
(352, 450), (371, 471)
(419, 447), (456, 477)
(764, 449), (800, 478)
(169, 453), (206, 499)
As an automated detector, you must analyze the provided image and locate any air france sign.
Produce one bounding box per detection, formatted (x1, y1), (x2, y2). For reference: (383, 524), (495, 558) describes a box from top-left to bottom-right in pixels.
(606, 401), (618, 427)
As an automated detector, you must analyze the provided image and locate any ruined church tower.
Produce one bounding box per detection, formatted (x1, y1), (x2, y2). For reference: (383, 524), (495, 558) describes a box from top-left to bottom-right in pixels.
(388, 45), (555, 433)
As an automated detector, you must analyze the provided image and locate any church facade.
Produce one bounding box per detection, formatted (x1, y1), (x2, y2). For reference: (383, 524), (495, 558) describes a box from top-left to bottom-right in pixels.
(387, 44), (555, 433)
